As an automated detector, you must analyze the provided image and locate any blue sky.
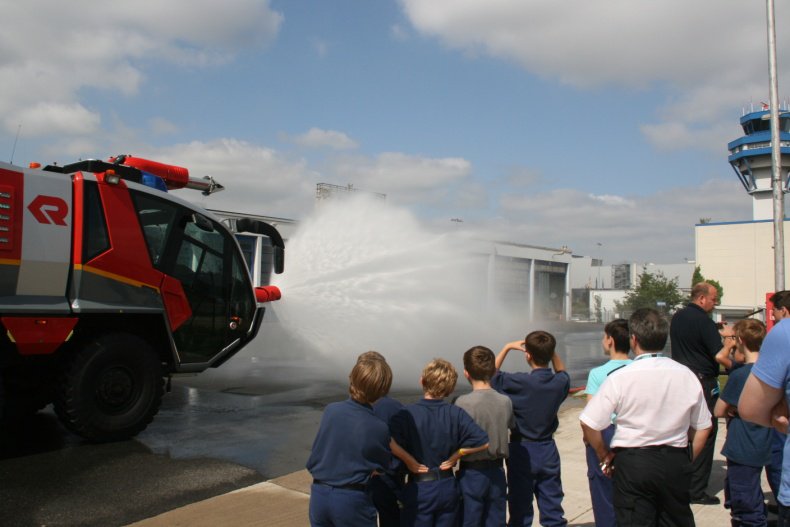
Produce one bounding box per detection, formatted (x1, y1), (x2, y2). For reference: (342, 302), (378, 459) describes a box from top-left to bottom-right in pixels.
(2, 0), (789, 263)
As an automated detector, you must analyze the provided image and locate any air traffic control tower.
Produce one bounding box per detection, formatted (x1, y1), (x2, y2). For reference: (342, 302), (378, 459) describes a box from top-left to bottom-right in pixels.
(728, 105), (790, 220)
(696, 105), (790, 319)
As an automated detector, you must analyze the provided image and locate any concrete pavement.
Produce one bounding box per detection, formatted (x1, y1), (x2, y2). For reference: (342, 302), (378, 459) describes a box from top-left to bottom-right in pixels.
(127, 401), (772, 526)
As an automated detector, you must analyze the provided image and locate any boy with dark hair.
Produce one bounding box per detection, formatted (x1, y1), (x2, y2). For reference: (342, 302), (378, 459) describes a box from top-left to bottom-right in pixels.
(307, 358), (394, 526)
(357, 351), (405, 527)
(492, 330), (570, 527)
(581, 319), (631, 527)
(714, 319), (772, 526)
(455, 346), (515, 527)
(390, 358), (489, 527)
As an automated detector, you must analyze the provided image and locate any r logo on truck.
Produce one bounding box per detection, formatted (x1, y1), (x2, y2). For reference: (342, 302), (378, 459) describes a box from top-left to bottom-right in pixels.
(27, 195), (69, 226)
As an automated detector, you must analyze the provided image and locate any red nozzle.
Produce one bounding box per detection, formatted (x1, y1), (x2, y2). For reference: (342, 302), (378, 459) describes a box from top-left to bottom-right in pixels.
(255, 285), (282, 303)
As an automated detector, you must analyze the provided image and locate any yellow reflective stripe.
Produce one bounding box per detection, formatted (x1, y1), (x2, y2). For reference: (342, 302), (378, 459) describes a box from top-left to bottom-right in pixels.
(75, 264), (160, 293)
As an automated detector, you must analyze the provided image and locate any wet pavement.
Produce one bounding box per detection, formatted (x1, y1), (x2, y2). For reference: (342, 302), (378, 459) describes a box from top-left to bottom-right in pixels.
(0, 324), (609, 526)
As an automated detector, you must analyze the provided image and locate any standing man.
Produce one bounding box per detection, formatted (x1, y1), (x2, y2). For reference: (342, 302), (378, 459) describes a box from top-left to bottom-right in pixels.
(581, 308), (712, 526)
(739, 290), (790, 524)
(670, 281), (722, 504)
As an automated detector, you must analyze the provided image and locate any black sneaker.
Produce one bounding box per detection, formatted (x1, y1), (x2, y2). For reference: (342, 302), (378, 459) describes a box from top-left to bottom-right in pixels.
(690, 494), (721, 505)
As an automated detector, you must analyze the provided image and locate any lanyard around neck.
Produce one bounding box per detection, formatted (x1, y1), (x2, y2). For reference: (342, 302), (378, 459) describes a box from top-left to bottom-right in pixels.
(634, 352), (663, 361)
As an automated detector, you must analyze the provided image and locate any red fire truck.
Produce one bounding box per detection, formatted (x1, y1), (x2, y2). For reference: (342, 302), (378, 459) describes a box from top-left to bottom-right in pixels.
(0, 155), (284, 441)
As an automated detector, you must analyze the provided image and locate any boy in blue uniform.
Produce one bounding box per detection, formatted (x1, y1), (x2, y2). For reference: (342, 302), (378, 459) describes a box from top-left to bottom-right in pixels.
(492, 331), (570, 527)
(455, 346), (515, 527)
(358, 351), (406, 527)
(390, 358), (489, 527)
(582, 319), (631, 527)
(714, 319), (772, 526)
(306, 358), (394, 527)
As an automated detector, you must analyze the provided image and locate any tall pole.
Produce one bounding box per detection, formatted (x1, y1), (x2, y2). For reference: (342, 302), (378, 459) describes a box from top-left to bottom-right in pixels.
(767, 0), (785, 291)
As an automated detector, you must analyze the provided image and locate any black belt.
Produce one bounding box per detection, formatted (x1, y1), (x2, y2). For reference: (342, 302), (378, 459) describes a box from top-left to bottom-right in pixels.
(459, 459), (503, 470)
(613, 445), (685, 453)
(313, 479), (368, 492)
(408, 469), (454, 483)
(510, 431), (550, 442)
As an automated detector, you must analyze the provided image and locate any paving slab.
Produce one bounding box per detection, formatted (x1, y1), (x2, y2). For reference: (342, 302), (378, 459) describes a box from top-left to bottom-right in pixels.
(127, 402), (773, 526)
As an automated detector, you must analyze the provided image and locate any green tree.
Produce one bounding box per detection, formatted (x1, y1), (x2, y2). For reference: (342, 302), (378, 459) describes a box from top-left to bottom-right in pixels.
(594, 295), (602, 323)
(614, 268), (685, 316)
(691, 265), (724, 302)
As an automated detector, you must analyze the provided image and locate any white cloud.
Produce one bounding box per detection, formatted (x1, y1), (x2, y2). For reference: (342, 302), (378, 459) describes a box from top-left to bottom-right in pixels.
(148, 117), (179, 136)
(11, 102), (101, 137)
(325, 152), (473, 208)
(481, 179), (752, 263)
(312, 38), (330, 58)
(85, 132), (754, 265)
(589, 194), (635, 207)
(291, 128), (359, 150)
(134, 138), (318, 218)
(0, 0), (283, 138)
(399, 0), (790, 152)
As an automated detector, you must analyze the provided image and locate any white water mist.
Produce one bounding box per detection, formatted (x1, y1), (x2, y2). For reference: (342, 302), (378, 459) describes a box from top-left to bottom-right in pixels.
(265, 195), (528, 386)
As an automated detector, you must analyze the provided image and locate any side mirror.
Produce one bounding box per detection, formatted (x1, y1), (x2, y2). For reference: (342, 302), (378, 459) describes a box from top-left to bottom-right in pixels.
(235, 218), (285, 274)
(274, 246), (284, 274)
(192, 213), (215, 232)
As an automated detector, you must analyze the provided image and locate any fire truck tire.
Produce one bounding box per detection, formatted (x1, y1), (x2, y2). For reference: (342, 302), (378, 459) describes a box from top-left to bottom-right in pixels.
(54, 333), (164, 442)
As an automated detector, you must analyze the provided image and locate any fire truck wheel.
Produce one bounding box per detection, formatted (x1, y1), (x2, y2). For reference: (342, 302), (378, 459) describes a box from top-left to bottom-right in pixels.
(54, 333), (165, 442)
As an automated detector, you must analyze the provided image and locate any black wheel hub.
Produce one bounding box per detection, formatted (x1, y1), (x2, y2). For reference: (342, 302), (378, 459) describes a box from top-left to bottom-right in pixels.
(95, 366), (138, 413)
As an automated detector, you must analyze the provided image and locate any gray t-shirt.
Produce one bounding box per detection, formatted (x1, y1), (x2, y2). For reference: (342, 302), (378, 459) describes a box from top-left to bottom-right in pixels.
(455, 388), (515, 461)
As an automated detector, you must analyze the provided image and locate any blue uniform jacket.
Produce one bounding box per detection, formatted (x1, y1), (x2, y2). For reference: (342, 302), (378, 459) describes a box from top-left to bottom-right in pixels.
(307, 398), (391, 486)
(390, 398), (488, 469)
(491, 368), (570, 441)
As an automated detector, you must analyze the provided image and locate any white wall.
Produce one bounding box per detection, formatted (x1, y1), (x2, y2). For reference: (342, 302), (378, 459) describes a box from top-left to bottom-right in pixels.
(696, 219), (790, 311)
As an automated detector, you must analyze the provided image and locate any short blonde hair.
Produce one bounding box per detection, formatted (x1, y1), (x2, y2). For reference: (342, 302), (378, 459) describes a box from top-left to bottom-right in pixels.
(421, 358), (458, 398)
(357, 350), (387, 363)
(349, 359), (392, 404)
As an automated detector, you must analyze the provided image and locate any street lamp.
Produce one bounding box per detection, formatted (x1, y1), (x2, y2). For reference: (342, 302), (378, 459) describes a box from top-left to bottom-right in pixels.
(766, 0), (785, 290)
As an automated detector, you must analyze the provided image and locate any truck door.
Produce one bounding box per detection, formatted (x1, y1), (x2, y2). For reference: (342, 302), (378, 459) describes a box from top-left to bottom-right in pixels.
(132, 192), (256, 368)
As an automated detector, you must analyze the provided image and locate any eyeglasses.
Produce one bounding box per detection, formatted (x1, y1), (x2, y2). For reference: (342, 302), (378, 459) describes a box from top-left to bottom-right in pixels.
(723, 335), (737, 340)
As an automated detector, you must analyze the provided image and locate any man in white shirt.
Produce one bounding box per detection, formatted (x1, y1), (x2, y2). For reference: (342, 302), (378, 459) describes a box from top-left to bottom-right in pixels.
(580, 308), (712, 526)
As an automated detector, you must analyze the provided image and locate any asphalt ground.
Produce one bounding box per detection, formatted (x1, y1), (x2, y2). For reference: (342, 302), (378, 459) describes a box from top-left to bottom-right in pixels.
(0, 375), (422, 527)
(1, 325), (761, 526)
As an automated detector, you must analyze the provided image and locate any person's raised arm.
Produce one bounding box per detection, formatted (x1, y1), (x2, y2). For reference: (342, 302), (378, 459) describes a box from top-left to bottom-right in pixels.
(738, 373), (785, 428)
(715, 344), (734, 371)
(551, 351), (566, 373)
(495, 340), (524, 370)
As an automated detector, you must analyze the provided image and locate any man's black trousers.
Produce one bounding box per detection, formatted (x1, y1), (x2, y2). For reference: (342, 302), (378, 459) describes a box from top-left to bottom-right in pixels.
(612, 446), (694, 527)
(688, 376), (718, 499)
